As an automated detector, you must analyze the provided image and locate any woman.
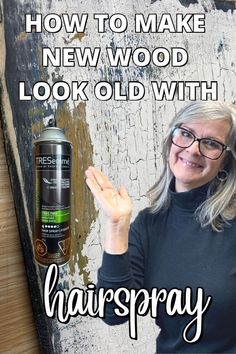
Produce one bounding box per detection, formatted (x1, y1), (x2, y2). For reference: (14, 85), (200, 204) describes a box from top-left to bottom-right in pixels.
(85, 101), (236, 353)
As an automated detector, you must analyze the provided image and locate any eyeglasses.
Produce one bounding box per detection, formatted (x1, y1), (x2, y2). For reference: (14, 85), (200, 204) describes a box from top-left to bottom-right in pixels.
(171, 127), (231, 160)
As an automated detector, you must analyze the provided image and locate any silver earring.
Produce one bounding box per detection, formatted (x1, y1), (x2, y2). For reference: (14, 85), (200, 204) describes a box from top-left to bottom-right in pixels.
(217, 169), (228, 182)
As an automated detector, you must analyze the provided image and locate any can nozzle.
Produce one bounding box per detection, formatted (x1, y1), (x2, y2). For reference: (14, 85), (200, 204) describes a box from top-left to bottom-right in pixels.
(47, 118), (57, 127)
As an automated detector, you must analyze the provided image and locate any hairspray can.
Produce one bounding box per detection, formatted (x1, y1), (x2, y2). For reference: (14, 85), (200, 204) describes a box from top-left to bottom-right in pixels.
(34, 126), (72, 266)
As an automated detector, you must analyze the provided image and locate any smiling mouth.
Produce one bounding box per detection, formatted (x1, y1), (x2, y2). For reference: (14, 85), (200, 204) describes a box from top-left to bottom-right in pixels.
(179, 157), (203, 168)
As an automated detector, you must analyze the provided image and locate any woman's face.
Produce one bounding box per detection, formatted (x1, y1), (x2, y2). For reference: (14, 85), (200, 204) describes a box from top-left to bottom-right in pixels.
(169, 119), (231, 192)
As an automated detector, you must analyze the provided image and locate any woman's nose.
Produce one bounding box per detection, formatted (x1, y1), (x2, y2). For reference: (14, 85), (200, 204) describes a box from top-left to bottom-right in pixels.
(185, 140), (201, 156)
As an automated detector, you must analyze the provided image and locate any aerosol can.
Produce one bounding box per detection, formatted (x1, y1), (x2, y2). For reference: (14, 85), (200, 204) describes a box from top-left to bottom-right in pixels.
(34, 124), (72, 266)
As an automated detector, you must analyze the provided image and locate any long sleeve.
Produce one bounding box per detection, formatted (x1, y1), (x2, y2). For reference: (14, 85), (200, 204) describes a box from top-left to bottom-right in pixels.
(97, 210), (146, 325)
(98, 182), (236, 352)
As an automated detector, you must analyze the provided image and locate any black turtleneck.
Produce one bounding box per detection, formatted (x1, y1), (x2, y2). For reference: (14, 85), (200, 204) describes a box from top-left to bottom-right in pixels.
(97, 182), (236, 353)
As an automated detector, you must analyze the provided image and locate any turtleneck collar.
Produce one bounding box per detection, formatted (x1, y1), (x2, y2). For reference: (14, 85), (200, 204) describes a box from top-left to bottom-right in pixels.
(169, 178), (209, 211)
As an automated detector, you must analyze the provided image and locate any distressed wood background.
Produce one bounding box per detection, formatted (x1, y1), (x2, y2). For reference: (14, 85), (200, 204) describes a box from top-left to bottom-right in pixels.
(0, 0), (236, 353)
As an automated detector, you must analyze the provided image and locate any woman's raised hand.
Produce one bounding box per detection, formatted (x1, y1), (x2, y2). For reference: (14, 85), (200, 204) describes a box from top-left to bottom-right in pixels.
(85, 166), (132, 222)
(85, 166), (132, 254)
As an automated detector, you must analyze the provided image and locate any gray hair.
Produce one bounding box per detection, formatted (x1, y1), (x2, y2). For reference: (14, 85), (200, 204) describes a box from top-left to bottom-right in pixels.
(147, 101), (236, 232)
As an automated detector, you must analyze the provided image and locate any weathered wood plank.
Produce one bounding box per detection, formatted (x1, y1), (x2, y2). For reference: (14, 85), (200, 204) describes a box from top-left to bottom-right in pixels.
(0, 122), (40, 354)
(0, 1), (55, 352)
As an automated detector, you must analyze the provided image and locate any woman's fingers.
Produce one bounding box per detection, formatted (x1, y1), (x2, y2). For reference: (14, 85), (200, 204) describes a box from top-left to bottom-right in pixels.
(85, 174), (102, 198)
(85, 167), (132, 221)
(85, 166), (116, 204)
(119, 185), (129, 198)
(85, 175), (119, 218)
(85, 166), (115, 191)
